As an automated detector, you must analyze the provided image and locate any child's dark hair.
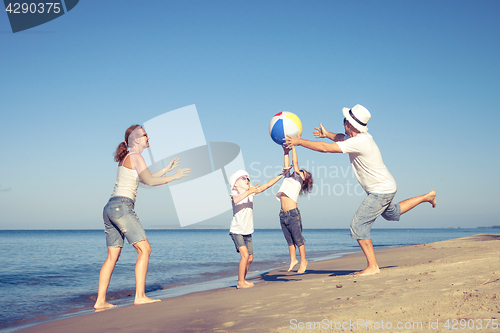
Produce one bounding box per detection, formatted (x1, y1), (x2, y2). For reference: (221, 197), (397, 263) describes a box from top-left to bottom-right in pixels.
(299, 169), (313, 194)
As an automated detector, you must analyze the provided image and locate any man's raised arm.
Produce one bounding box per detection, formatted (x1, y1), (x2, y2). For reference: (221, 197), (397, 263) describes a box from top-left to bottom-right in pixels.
(285, 134), (343, 154)
(313, 123), (346, 142)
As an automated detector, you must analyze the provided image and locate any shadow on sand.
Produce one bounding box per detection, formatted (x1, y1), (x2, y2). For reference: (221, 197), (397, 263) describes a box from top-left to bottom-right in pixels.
(257, 265), (398, 283)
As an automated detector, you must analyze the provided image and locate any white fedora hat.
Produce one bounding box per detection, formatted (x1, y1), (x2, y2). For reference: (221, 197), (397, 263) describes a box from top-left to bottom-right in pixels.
(342, 104), (371, 133)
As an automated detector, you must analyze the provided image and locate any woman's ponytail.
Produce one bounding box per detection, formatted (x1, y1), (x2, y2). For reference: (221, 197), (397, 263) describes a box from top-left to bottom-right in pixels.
(114, 124), (141, 162)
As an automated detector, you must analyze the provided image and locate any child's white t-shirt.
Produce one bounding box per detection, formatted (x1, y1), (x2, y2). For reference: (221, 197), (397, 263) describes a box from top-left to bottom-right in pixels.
(276, 170), (303, 203)
(229, 192), (255, 235)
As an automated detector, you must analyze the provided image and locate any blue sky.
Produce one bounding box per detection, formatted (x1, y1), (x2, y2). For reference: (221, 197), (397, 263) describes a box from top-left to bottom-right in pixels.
(1, 0), (499, 229)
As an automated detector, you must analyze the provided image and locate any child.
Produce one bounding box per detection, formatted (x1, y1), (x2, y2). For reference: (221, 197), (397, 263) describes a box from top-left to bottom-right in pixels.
(276, 146), (313, 274)
(228, 169), (285, 289)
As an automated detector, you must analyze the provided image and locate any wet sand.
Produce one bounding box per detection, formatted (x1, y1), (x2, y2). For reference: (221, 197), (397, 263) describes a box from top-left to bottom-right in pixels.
(16, 234), (500, 332)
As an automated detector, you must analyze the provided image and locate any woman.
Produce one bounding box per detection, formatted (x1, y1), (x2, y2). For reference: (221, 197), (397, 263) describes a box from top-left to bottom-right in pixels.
(94, 125), (190, 310)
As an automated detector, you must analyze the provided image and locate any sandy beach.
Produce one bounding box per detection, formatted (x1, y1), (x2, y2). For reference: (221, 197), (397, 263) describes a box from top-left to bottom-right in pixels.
(16, 234), (500, 333)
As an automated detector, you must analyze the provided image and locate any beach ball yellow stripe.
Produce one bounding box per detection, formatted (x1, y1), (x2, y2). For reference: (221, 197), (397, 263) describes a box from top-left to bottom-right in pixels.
(285, 113), (303, 135)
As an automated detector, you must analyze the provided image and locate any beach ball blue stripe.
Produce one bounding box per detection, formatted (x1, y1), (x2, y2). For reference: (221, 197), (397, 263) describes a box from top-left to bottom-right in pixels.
(270, 118), (285, 145)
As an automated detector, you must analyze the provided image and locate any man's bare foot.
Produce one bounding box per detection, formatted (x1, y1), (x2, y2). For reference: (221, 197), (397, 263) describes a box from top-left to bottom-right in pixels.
(94, 301), (117, 311)
(134, 296), (161, 305)
(426, 190), (437, 208)
(297, 260), (308, 274)
(237, 282), (254, 289)
(245, 280), (254, 287)
(288, 259), (299, 272)
(353, 266), (380, 277)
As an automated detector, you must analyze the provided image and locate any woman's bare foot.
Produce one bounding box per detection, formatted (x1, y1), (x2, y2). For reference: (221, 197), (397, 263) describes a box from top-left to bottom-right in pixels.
(288, 259), (299, 272)
(134, 296), (161, 305)
(426, 190), (437, 208)
(353, 266), (380, 277)
(297, 260), (308, 274)
(245, 280), (254, 287)
(94, 301), (117, 311)
(237, 281), (254, 289)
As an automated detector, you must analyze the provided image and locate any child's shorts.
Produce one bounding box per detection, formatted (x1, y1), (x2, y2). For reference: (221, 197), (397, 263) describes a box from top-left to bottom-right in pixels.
(229, 232), (253, 255)
(279, 208), (305, 247)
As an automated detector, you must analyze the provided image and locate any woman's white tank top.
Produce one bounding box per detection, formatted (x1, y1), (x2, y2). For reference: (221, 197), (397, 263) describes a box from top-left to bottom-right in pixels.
(111, 153), (140, 202)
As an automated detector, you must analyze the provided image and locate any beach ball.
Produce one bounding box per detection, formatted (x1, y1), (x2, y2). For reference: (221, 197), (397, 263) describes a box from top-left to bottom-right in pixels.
(269, 112), (303, 145)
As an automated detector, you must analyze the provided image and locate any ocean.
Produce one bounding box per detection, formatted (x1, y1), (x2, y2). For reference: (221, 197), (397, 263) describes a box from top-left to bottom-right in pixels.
(1, 228), (499, 331)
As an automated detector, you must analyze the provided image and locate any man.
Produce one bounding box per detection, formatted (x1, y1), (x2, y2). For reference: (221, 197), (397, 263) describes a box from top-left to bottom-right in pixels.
(285, 104), (436, 276)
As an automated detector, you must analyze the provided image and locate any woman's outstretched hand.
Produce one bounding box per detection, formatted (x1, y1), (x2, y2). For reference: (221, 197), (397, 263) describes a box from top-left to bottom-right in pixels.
(174, 167), (191, 180)
(166, 157), (181, 173)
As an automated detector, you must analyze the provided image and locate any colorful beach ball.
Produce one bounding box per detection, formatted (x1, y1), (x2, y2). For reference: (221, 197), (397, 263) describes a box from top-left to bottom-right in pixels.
(269, 112), (303, 145)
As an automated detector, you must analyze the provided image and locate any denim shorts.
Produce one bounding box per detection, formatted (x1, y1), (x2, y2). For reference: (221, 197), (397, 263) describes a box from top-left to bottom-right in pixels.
(350, 192), (401, 240)
(279, 208), (305, 247)
(229, 232), (253, 255)
(103, 196), (147, 247)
